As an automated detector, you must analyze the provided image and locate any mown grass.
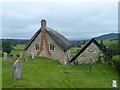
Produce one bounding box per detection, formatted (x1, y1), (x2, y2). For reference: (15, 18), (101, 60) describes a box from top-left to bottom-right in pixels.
(2, 57), (118, 88)
(2, 40), (119, 88)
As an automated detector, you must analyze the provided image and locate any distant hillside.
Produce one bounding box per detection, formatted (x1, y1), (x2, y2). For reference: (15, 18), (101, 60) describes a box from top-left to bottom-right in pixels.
(94, 33), (119, 40)
(0, 39), (29, 46)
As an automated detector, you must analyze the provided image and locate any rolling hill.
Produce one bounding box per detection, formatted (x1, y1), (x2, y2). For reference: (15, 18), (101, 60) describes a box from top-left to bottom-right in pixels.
(94, 33), (119, 40)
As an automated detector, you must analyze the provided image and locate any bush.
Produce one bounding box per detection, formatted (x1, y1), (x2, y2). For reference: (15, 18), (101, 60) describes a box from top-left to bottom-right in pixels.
(112, 55), (120, 63)
(112, 55), (120, 71)
(106, 41), (120, 58)
(2, 40), (12, 54)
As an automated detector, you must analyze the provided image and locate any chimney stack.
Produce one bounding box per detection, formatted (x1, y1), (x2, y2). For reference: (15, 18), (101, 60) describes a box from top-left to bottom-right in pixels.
(41, 19), (46, 31)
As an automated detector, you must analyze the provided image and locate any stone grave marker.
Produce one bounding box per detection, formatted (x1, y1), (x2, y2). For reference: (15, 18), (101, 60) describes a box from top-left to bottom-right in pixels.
(13, 60), (22, 81)
(24, 55), (28, 62)
(13, 54), (16, 58)
(11, 57), (17, 64)
(31, 52), (34, 59)
(20, 52), (23, 58)
(26, 51), (30, 57)
(64, 61), (67, 64)
(3, 53), (7, 60)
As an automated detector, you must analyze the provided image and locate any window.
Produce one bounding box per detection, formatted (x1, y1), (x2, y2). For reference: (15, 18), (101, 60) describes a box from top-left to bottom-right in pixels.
(49, 44), (55, 51)
(35, 44), (39, 51)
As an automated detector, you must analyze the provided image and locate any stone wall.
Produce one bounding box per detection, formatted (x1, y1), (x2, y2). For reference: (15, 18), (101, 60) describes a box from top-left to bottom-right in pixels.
(76, 42), (102, 64)
(26, 30), (71, 64)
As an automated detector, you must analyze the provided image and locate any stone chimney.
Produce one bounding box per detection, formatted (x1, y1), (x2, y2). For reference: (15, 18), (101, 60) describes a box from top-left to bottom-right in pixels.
(41, 19), (46, 31)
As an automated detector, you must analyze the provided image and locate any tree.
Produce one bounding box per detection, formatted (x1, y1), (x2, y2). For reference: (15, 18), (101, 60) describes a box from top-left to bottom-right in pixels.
(100, 40), (107, 53)
(100, 40), (103, 46)
(107, 44), (119, 57)
(2, 40), (12, 54)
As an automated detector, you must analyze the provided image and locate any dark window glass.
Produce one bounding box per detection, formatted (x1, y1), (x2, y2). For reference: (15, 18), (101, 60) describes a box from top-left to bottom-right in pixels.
(35, 44), (39, 51)
(49, 44), (55, 51)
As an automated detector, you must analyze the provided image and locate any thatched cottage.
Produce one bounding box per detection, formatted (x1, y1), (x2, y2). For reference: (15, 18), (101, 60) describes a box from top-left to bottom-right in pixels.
(69, 38), (103, 64)
(24, 19), (72, 64)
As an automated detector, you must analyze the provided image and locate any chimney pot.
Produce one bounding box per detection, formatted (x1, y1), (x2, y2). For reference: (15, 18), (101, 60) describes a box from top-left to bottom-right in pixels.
(41, 19), (46, 27)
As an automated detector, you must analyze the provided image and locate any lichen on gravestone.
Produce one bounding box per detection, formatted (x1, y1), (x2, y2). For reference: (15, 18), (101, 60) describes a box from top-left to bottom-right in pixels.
(20, 52), (23, 58)
(3, 53), (7, 60)
(31, 52), (34, 59)
(13, 60), (22, 81)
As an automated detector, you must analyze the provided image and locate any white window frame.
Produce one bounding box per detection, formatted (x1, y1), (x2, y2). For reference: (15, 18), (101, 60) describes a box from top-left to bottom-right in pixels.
(49, 44), (55, 51)
(35, 44), (40, 51)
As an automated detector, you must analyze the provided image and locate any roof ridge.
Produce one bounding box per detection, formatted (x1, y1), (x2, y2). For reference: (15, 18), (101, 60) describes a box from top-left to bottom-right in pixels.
(24, 27), (72, 51)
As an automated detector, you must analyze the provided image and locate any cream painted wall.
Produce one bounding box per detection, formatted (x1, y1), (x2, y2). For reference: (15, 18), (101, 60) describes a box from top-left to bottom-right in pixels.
(26, 30), (71, 64)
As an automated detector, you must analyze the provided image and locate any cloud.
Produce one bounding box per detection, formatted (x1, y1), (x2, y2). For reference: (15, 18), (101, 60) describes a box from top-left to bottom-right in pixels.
(2, 1), (118, 40)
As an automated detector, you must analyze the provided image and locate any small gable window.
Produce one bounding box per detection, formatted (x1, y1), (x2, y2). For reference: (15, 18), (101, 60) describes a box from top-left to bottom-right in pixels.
(35, 44), (39, 51)
(49, 44), (55, 51)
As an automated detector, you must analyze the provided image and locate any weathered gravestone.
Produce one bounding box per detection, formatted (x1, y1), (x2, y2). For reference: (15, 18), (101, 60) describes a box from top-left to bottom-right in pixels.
(3, 53), (7, 60)
(31, 52), (34, 59)
(20, 52), (23, 58)
(11, 57), (17, 64)
(13, 60), (22, 80)
(13, 54), (16, 58)
(24, 55), (28, 62)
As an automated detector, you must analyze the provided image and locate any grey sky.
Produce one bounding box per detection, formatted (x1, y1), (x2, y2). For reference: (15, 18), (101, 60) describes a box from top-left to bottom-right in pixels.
(2, 1), (118, 40)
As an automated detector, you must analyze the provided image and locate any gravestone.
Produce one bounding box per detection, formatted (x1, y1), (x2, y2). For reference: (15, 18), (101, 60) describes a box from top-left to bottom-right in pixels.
(13, 60), (22, 80)
(64, 61), (67, 64)
(11, 57), (17, 64)
(13, 54), (16, 58)
(26, 51), (30, 57)
(31, 52), (34, 59)
(3, 53), (7, 60)
(24, 55), (28, 62)
(20, 52), (23, 58)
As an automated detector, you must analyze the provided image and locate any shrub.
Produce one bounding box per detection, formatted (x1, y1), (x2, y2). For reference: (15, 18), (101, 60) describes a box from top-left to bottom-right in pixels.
(2, 40), (12, 54)
(112, 55), (120, 71)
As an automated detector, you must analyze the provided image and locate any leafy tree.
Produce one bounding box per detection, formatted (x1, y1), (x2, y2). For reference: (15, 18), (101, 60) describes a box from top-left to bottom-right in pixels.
(106, 41), (120, 58)
(100, 40), (107, 54)
(100, 40), (103, 46)
(2, 40), (12, 54)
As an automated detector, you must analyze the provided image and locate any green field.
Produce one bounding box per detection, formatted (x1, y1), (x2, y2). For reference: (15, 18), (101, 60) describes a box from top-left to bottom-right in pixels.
(70, 47), (80, 57)
(2, 57), (118, 88)
(97, 39), (118, 46)
(10, 44), (26, 55)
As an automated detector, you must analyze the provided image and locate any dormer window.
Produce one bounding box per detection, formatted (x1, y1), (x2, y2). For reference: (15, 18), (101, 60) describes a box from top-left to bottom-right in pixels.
(49, 44), (55, 51)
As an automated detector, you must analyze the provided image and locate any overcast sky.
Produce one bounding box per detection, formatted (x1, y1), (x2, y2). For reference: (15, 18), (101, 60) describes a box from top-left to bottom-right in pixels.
(1, 0), (118, 40)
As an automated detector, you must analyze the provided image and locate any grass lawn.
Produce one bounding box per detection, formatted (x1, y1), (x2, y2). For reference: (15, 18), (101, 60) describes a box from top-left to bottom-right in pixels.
(2, 57), (118, 88)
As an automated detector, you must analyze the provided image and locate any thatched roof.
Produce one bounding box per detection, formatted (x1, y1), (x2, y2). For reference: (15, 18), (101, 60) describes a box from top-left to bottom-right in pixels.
(24, 27), (72, 51)
(69, 38), (102, 62)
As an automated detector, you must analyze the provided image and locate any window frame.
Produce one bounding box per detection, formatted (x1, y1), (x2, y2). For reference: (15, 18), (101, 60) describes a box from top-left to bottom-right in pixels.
(49, 44), (55, 51)
(35, 44), (40, 51)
